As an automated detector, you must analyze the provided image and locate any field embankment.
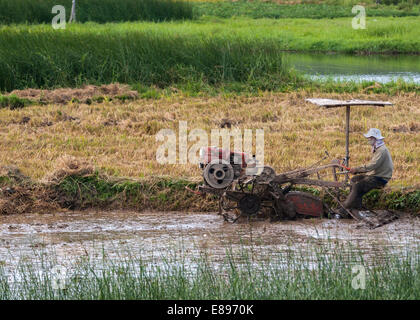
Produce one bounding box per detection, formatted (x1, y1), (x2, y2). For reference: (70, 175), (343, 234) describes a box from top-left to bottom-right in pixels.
(0, 157), (419, 215)
(0, 0), (192, 24)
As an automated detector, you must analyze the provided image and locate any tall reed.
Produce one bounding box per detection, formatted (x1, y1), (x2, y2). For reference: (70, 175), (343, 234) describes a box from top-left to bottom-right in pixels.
(0, 22), (294, 91)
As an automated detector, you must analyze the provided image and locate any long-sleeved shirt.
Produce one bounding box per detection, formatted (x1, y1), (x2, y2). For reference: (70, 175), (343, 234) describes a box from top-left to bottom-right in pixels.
(354, 145), (393, 180)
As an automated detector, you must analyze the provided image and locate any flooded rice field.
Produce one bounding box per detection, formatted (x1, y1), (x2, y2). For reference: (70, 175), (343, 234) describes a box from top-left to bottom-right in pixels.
(1, 211), (419, 272)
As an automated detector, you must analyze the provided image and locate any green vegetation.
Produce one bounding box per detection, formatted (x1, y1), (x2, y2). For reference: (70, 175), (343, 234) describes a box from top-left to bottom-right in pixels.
(1, 243), (419, 299)
(365, 188), (420, 212)
(0, 94), (32, 109)
(297, 186), (420, 214)
(132, 76), (420, 96)
(48, 174), (420, 213)
(381, 0), (420, 5)
(1, 0), (419, 24)
(0, 20), (295, 92)
(54, 173), (204, 211)
(193, 0), (420, 20)
(0, 0), (193, 24)
(1, 17), (419, 92)
(1, 169), (418, 214)
(298, 79), (420, 95)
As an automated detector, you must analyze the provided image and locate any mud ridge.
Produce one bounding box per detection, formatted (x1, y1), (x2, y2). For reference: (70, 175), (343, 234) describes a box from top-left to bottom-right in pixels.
(0, 157), (419, 216)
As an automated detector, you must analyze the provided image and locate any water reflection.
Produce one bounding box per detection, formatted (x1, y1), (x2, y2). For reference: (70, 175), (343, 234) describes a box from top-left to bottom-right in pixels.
(287, 53), (420, 83)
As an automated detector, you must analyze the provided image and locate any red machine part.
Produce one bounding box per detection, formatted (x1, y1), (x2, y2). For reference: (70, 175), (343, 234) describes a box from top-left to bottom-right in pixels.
(285, 191), (324, 217)
(199, 147), (250, 168)
(230, 151), (249, 168)
(200, 147), (229, 164)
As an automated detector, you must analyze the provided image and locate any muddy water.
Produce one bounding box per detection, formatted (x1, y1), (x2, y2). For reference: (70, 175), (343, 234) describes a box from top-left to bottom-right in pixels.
(1, 211), (419, 274)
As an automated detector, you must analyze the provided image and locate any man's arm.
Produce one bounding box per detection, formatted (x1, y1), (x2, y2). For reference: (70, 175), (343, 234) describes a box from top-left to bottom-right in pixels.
(352, 150), (384, 174)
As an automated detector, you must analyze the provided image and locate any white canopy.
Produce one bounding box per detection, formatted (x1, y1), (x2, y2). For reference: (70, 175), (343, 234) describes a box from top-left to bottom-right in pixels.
(306, 98), (393, 108)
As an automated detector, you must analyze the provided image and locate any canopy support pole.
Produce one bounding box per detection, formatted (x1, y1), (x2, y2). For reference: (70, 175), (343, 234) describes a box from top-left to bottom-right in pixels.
(345, 106), (350, 182)
(345, 105), (350, 165)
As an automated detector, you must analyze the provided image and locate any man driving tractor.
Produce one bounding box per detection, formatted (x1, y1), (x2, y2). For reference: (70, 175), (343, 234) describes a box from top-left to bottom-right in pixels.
(340, 128), (394, 216)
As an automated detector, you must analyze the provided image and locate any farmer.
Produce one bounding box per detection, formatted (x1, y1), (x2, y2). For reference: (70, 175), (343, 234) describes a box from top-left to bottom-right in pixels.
(341, 128), (394, 215)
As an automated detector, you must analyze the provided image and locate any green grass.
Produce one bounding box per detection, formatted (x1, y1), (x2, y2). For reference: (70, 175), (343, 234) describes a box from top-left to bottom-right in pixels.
(1, 242), (419, 299)
(193, 0), (420, 20)
(53, 175), (420, 213)
(0, 19), (295, 92)
(54, 173), (211, 211)
(0, 0), (193, 24)
(1, 169), (418, 213)
(298, 78), (420, 95)
(130, 77), (420, 96)
(47, 173), (420, 213)
(1, 17), (419, 92)
(380, 0), (420, 5)
(0, 94), (32, 109)
(1, 0), (419, 24)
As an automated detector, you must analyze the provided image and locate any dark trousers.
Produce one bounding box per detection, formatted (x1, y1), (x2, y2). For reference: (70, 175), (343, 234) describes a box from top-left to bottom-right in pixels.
(343, 175), (388, 210)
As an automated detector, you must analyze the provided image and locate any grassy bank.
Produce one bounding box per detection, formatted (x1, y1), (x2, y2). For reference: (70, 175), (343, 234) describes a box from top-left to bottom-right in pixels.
(0, 155), (419, 215)
(0, 0), (193, 24)
(1, 242), (419, 299)
(0, 94), (32, 109)
(38, 174), (420, 213)
(1, 17), (420, 91)
(193, 1), (420, 19)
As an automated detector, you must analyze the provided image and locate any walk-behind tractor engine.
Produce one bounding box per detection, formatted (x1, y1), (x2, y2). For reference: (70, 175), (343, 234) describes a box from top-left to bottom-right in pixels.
(197, 147), (326, 222)
(199, 146), (255, 189)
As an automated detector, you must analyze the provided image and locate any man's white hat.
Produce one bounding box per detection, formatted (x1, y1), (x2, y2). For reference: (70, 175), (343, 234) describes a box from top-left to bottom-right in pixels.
(363, 128), (384, 140)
